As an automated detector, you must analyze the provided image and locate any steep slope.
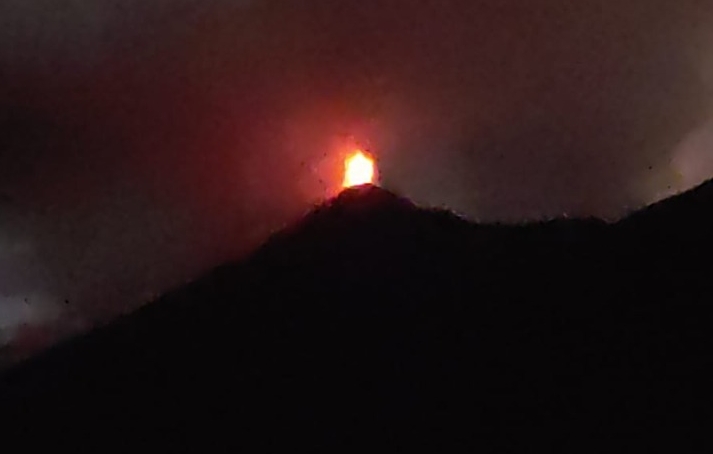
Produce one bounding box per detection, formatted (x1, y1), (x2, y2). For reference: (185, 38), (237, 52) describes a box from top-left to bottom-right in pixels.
(623, 178), (713, 230)
(1, 183), (712, 450)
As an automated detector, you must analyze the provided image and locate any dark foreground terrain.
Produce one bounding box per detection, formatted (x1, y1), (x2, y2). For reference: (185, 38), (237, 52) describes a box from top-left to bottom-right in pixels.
(2, 182), (712, 450)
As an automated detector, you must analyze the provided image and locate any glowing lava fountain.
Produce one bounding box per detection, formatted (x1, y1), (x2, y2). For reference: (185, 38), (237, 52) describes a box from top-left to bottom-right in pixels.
(342, 150), (376, 188)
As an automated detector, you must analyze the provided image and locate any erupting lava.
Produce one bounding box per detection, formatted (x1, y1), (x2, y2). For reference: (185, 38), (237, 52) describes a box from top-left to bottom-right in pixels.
(343, 150), (376, 188)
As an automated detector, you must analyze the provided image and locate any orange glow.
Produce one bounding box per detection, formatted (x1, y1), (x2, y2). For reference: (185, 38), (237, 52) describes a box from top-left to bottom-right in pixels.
(343, 151), (376, 188)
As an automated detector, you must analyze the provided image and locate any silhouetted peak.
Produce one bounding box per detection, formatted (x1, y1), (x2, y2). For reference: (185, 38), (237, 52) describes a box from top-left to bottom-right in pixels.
(252, 184), (443, 265)
(327, 184), (415, 213)
(294, 184), (418, 227)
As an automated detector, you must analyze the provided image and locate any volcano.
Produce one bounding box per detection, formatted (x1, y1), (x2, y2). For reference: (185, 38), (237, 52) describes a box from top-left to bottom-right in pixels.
(2, 182), (713, 450)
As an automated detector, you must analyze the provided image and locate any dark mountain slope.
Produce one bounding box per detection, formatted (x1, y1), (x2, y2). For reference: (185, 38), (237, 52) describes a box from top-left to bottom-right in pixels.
(1, 183), (712, 450)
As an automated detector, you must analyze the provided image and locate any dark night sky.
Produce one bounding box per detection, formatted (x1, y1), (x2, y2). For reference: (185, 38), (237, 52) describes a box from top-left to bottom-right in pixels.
(1, 0), (712, 357)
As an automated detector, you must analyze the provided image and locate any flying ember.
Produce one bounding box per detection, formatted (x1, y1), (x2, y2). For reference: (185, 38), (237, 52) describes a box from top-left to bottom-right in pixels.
(343, 151), (376, 188)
